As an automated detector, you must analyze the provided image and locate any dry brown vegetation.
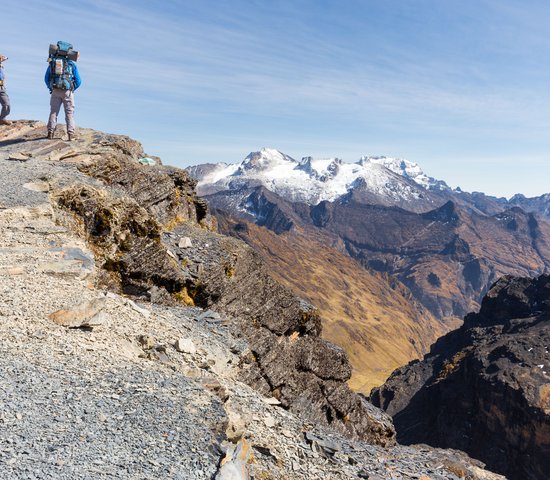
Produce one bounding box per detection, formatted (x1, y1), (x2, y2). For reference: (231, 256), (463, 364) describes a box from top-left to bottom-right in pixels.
(219, 218), (447, 392)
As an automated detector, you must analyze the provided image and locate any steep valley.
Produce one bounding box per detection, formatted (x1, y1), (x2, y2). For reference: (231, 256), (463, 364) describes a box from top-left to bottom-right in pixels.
(216, 214), (445, 392)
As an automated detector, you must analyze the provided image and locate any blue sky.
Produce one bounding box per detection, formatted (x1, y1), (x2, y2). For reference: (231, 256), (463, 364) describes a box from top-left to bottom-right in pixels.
(2, 0), (550, 197)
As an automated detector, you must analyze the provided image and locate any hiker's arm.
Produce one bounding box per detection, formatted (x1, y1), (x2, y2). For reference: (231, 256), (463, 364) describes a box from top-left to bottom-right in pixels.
(73, 64), (81, 90)
(44, 66), (51, 90)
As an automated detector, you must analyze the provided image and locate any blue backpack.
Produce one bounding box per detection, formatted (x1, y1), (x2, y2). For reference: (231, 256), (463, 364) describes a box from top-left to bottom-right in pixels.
(48, 41), (78, 91)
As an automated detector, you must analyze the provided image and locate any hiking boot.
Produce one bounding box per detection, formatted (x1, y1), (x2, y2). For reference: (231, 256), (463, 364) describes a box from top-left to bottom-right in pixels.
(47, 131), (55, 140)
(0, 119), (12, 125)
(67, 133), (74, 142)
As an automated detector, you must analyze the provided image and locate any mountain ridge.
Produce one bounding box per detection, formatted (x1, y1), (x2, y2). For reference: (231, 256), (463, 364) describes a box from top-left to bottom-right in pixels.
(188, 147), (550, 217)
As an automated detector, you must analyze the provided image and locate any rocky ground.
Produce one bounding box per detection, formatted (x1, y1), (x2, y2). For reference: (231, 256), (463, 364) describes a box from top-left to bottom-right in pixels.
(0, 121), (505, 479)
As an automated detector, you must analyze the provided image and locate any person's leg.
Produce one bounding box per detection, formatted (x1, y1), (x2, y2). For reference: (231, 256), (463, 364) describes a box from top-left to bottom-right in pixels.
(47, 89), (63, 135)
(62, 90), (75, 137)
(0, 89), (11, 123)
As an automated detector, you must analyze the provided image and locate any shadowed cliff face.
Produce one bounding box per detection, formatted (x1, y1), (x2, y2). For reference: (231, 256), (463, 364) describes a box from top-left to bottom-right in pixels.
(371, 274), (550, 480)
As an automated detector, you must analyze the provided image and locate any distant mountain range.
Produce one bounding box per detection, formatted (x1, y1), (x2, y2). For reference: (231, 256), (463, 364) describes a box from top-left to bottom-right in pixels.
(188, 149), (550, 388)
(188, 148), (550, 217)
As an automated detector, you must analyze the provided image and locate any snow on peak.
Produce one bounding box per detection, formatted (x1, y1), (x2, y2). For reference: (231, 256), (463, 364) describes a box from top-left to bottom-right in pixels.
(358, 156), (447, 191)
(296, 157), (343, 182)
(240, 148), (296, 173)
(193, 149), (448, 205)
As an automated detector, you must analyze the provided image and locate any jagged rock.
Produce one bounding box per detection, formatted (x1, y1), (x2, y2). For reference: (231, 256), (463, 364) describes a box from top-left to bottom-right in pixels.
(216, 439), (251, 480)
(304, 431), (342, 457)
(372, 274), (550, 480)
(48, 298), (107, 329)
(78, 155), (207, 227)
(54, 185), (189, 297)
(166, 224), (396, 444)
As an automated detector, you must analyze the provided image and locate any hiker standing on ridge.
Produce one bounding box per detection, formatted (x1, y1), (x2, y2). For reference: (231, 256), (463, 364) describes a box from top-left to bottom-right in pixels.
(45, 41), (81, 141)
(0, 54), (12, 125)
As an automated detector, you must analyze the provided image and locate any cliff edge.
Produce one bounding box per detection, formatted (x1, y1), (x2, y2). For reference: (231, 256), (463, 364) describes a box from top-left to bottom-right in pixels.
(0, 120), (504, 479)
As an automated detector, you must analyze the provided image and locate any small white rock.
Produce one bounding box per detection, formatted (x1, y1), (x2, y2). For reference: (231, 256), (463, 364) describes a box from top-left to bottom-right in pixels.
(23, 181), (50, 192)
(178, 237), (193, 248)
(174, 338), (197, 355)
(264, 414), (276, 428)
(126, 299), (151, 318)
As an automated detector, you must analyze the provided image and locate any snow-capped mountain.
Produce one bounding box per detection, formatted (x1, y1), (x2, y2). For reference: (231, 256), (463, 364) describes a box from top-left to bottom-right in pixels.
(188, 148), (450, 208)
(359, 156), (450, 192)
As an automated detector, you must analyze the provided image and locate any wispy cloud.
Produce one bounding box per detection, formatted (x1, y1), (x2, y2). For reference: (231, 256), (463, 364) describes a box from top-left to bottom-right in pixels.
(2, 0), (550, 196)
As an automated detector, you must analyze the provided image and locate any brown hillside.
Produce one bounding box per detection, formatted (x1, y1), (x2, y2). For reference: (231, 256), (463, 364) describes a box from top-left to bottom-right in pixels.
(217, 215), (445, 392)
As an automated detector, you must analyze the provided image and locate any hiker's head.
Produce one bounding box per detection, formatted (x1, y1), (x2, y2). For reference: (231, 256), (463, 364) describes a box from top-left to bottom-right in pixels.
(0, 55), (7, 63)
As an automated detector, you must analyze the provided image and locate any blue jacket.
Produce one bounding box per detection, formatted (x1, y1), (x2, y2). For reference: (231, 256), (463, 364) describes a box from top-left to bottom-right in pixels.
(44, 60), (81, 90)
(0, 65), (5, 82)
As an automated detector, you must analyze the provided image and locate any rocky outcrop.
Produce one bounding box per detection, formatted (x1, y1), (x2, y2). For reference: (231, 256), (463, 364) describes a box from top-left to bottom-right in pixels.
(161, 221), (396, 444)
(371, 274), (550, 480)
(0, 120), (395, 446)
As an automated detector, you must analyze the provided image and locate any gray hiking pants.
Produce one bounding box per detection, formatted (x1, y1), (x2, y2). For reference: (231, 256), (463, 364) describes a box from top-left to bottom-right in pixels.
(0, 88), (10, 120)
(48, 88), (75, 134)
